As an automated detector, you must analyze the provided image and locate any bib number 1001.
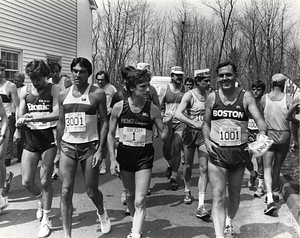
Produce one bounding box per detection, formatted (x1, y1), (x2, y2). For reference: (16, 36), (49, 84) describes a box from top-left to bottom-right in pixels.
(219, 126), (241, 146)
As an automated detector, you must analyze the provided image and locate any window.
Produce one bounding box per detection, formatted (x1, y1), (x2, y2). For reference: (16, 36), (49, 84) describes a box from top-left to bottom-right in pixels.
(1, 50), (21, 82)
(46, 54), (61, 66)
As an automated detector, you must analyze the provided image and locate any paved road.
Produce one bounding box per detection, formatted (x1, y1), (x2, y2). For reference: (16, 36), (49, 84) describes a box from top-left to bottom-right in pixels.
(1, 138), (300, 238)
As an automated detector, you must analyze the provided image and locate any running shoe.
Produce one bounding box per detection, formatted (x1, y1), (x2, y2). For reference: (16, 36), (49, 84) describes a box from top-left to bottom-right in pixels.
(170, 178), (178, 190)
(4, 171), (14, 193)
(196, 205), (210, 219)
(183, 191), (192, 204)
(224, 225), (236, 238)
(264, 202), (277, 215)
(124, 207), (130, 216)
(38, 221), (50, 238)
(36, 204), (44, 221)
(127, 232), (142, 238)
(99, 167), (107, 175)
(181, 154), (185, 165)
(51, 171), (59, 182)
(264, 194), (280, 203)
(254, 186), (265, 197)
(0, 196), (9, 214)
(165, 166), (172, 179)
(248, 171), (258, 190)
(121, 190), (127, 205)
(97, 208), (111, 234)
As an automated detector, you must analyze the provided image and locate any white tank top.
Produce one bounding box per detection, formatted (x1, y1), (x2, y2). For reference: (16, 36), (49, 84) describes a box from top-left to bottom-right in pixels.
(264, 93), (290, 131)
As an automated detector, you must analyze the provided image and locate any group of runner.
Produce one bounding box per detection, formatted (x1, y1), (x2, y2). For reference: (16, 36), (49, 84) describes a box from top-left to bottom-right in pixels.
(0, 57), (298, 238)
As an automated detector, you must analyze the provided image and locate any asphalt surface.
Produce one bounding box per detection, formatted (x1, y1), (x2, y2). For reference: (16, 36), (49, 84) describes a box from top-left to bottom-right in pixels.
(1, 138), (300, 238)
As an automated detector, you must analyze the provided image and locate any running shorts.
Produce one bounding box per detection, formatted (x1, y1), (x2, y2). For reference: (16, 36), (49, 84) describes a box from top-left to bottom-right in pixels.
(116, 142), (154, 172)
(208, 143), (249, 173)
(182, 127), (204, 148)
(24, 127), (56, 152)
(60, 140), (98, 162)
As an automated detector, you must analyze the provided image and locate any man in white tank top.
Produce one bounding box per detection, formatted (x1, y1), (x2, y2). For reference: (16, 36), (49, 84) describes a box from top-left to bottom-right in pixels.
(261, 73), (292, 215)
(175, 71), (211, 220)
(56, 58), (111, 237)
(0, 59), (10, 214)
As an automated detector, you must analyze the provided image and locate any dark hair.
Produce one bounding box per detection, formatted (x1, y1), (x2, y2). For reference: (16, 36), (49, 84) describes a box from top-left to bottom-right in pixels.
(217, 60), (237, 74)
(252, 80), (266, 93)
(95, 70), (110, 83)
(25, 59), (50, 78)
(126, 69), (151, 92)
(0, 59), (6, 68)
(185, 77), (194, 85)
(48, 62), (62, 72)
(121, 66), (135, 80)
(70, 57), (92, 77)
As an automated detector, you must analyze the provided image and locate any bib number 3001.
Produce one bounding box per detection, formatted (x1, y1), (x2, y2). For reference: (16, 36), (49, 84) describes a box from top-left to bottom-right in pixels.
(219, 126), (241, 146)
(65, 112), (86, 132)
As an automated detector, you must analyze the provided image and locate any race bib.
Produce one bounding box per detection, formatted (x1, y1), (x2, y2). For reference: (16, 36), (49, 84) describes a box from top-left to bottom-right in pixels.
(248, 118), (258, 130)
(28, 112), (51, 129)
(219, 125), (241, 146)
(65, 112), (86, 132)
(122, 127), (146, 147)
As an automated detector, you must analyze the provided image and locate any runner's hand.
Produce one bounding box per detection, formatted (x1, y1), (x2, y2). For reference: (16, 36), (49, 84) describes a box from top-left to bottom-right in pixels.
(110, 160), (120, 177)
(205, 139), (218, 157)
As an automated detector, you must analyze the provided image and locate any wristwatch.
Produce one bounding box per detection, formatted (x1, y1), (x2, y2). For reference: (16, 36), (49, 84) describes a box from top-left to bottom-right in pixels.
(1, 134), (6, 140)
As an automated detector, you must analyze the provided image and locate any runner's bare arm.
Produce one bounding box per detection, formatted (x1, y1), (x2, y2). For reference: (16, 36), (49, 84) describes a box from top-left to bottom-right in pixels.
(56, 89), (68, 153)
(8, 82), (19, 120)
(108, 101), (123, 175)
(245, 91), (267, 134)
(0, 97), (8, 146)
(202, 92), (218, 156)
(151, 103), (169, 140)
(286, 96), (299, 123)
(94, 88), (108, 166)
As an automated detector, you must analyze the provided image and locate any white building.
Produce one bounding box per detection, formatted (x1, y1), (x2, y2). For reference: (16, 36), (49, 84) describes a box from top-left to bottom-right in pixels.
(0, 0), (97, 82)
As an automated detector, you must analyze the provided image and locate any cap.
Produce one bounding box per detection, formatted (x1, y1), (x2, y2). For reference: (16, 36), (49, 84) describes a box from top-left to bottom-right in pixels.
(137, 62), (150, 71)
(194, 68), (211, 78)
(171, 66), (184, 75)
(271, 74), (286, 84)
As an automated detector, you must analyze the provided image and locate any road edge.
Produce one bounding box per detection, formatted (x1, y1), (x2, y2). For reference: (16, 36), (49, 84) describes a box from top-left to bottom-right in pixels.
(279, 173), (300, 225)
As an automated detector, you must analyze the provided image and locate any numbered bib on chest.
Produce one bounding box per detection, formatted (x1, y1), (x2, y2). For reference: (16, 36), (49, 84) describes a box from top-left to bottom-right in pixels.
(248, 118), (258, 130)
(122, 127), (146, 147)
(65, 112), (86, 132)
(219, 125), (241, 146)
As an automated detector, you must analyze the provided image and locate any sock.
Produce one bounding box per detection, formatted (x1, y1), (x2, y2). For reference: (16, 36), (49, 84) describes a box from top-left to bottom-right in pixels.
(41, 209), (50, 223)
(171, 171), (177, 180)
(184, 180), (190, 192)
(131, 234), (141, 238)
(225, 216), (232, 227)
(198, 192), (205, 208)
(267, 193), (274, 203)
(98, 208), (107, 219)
(35, 192), (43, 204)
(258, 178), (264, 187)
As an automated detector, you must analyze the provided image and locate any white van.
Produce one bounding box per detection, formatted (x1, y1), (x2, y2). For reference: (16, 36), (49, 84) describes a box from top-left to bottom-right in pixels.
(150, 76), (171, 95)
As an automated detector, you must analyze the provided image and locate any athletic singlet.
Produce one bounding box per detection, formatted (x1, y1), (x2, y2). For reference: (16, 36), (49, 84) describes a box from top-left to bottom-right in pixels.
(118, 99), (153, 147)
(62, 84), (99, 143)
(185, 90), (205, 126)
(49, 77), (66, 90)
(26, 83), (53, 130)
(0, 81), (12, 116)
(211, 90), (248, 146)
(164, 84), (185, 123)
(264, 93), (290, 131)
